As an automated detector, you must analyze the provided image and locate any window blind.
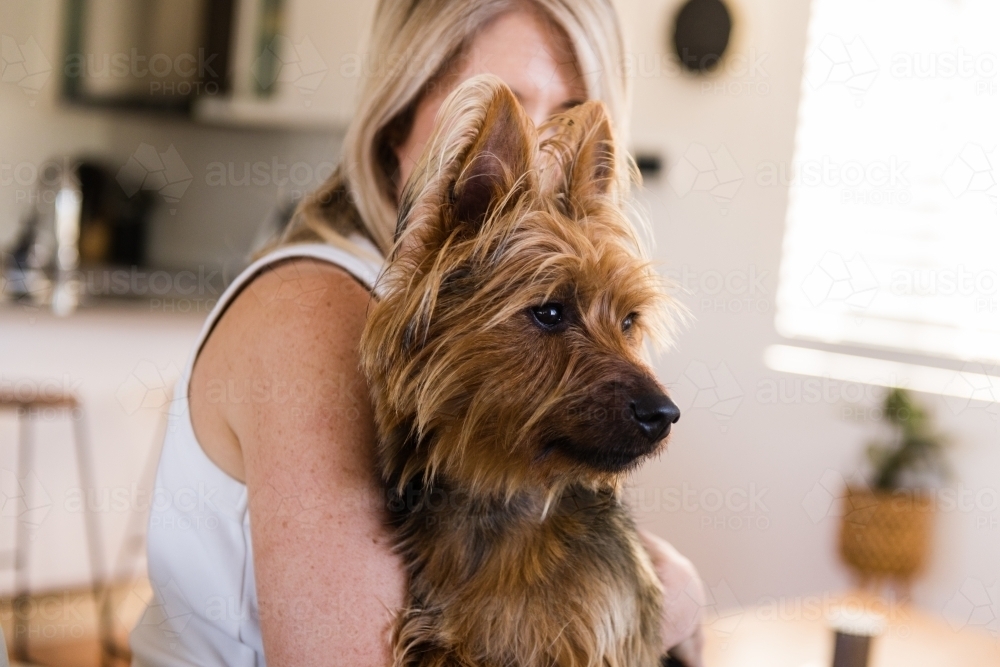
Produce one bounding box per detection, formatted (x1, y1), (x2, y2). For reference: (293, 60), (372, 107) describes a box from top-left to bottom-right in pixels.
(774, 0), (999, 376)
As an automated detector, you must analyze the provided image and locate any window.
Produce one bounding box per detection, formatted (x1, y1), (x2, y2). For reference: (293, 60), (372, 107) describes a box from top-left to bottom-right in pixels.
(768, 0), (1000, 401)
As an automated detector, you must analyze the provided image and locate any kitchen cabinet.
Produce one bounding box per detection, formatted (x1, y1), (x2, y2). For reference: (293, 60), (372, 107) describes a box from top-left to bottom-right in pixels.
(194, 0), (377, 129)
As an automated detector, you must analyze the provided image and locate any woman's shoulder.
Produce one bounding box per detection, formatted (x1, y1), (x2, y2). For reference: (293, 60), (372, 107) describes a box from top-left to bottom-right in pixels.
(240, 254), (374, 324)
(189, 253), (376, 480)
(210, 238), (383, 367)
(208, 254), (373, 384)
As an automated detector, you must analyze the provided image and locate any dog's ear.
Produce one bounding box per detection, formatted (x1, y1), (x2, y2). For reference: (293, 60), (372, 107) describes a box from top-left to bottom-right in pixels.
(397, 75), (534, 244)
(537, 100), (628, 215)
(451, 83), (534, 227)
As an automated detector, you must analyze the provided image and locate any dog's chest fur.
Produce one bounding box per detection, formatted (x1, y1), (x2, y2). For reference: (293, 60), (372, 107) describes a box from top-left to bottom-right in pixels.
(390, 481), (665, 666)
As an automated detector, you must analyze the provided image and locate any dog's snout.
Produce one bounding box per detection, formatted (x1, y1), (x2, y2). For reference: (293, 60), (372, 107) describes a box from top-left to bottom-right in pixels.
(630, 394), (680, 441)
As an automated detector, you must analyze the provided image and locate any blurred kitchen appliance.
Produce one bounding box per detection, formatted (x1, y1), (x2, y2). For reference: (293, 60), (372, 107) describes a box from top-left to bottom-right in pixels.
(76, 161), (154, 266)
(2, 159), (154, 313)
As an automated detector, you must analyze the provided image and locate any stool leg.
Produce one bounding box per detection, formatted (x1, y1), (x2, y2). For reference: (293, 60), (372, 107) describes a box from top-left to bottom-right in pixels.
(12, 406), (32, 662)
(71, 407), (113, 667)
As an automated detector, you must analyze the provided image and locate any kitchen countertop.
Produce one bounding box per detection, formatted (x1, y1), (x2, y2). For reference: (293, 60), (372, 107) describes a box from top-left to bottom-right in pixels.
(1, 261), (240, 319)
(0, 296), (215, 318)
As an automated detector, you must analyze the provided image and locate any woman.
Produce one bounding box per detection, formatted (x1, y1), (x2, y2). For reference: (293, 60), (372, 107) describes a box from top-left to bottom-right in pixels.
(131, 1), (704, 665)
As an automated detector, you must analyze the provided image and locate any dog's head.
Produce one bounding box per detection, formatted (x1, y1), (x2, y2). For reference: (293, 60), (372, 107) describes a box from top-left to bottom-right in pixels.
(361, 75), (682, 497)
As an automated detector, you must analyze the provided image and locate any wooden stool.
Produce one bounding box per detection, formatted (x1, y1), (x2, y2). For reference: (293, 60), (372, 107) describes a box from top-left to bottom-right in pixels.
(0, 389), (110, 666)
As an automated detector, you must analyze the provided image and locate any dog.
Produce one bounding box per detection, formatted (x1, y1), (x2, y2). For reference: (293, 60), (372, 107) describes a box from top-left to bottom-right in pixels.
(361, 74), (684, 667)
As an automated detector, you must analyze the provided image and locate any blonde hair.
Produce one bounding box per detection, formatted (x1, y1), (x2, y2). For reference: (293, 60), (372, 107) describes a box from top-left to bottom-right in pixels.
(278, 0), (630, 256)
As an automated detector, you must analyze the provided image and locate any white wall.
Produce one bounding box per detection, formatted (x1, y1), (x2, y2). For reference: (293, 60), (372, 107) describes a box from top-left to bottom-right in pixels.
(0, 1), (115, 248)
(619, 0), (1000, 633)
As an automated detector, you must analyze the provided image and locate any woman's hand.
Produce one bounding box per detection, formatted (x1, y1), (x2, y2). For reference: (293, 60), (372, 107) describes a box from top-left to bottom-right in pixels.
(637, 529), (705, 667)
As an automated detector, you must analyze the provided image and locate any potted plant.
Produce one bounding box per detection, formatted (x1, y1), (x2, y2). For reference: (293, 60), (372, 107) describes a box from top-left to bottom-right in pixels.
(839, 388), (949, 584)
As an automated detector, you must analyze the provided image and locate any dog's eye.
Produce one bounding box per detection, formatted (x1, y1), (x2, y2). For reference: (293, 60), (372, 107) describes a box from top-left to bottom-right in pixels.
(530, 303), (564, 330)
(622, 312), (637, 333)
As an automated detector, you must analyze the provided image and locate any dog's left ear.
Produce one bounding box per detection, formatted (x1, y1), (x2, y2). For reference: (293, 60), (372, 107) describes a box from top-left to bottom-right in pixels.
(538, 101), (627, 215)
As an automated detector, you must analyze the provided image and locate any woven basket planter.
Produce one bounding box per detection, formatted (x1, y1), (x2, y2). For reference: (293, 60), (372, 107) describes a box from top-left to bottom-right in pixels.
(838, 486), (933, 580)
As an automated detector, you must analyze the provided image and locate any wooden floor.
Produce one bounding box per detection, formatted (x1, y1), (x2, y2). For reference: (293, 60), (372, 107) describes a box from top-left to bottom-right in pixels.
(9, 585), (1000, 666)
(703, 590), (1000, 667)
(3, 579), (148, 667)
(11, 639), (105, 667)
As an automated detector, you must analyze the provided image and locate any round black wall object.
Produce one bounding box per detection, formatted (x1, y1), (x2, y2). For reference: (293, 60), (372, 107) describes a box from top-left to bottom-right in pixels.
(672, 0), (733, 74)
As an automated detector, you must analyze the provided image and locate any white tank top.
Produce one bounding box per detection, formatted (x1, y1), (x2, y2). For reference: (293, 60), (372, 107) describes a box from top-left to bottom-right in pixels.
(130, 238), (383, 667)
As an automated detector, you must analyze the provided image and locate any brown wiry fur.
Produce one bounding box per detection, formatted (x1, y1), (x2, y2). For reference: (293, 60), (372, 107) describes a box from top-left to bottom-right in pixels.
(360, 75), (681, 667)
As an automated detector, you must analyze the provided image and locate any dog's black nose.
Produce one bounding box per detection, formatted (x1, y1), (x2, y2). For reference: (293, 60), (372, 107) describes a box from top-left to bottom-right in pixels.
(630, 394), (680, 441)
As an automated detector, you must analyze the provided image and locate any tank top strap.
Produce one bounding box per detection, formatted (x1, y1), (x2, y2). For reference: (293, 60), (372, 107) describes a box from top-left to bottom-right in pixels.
(190, 236), (384, 364)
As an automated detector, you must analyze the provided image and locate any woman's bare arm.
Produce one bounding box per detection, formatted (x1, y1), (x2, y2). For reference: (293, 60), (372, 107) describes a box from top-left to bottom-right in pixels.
(190, 258), (405, 666)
